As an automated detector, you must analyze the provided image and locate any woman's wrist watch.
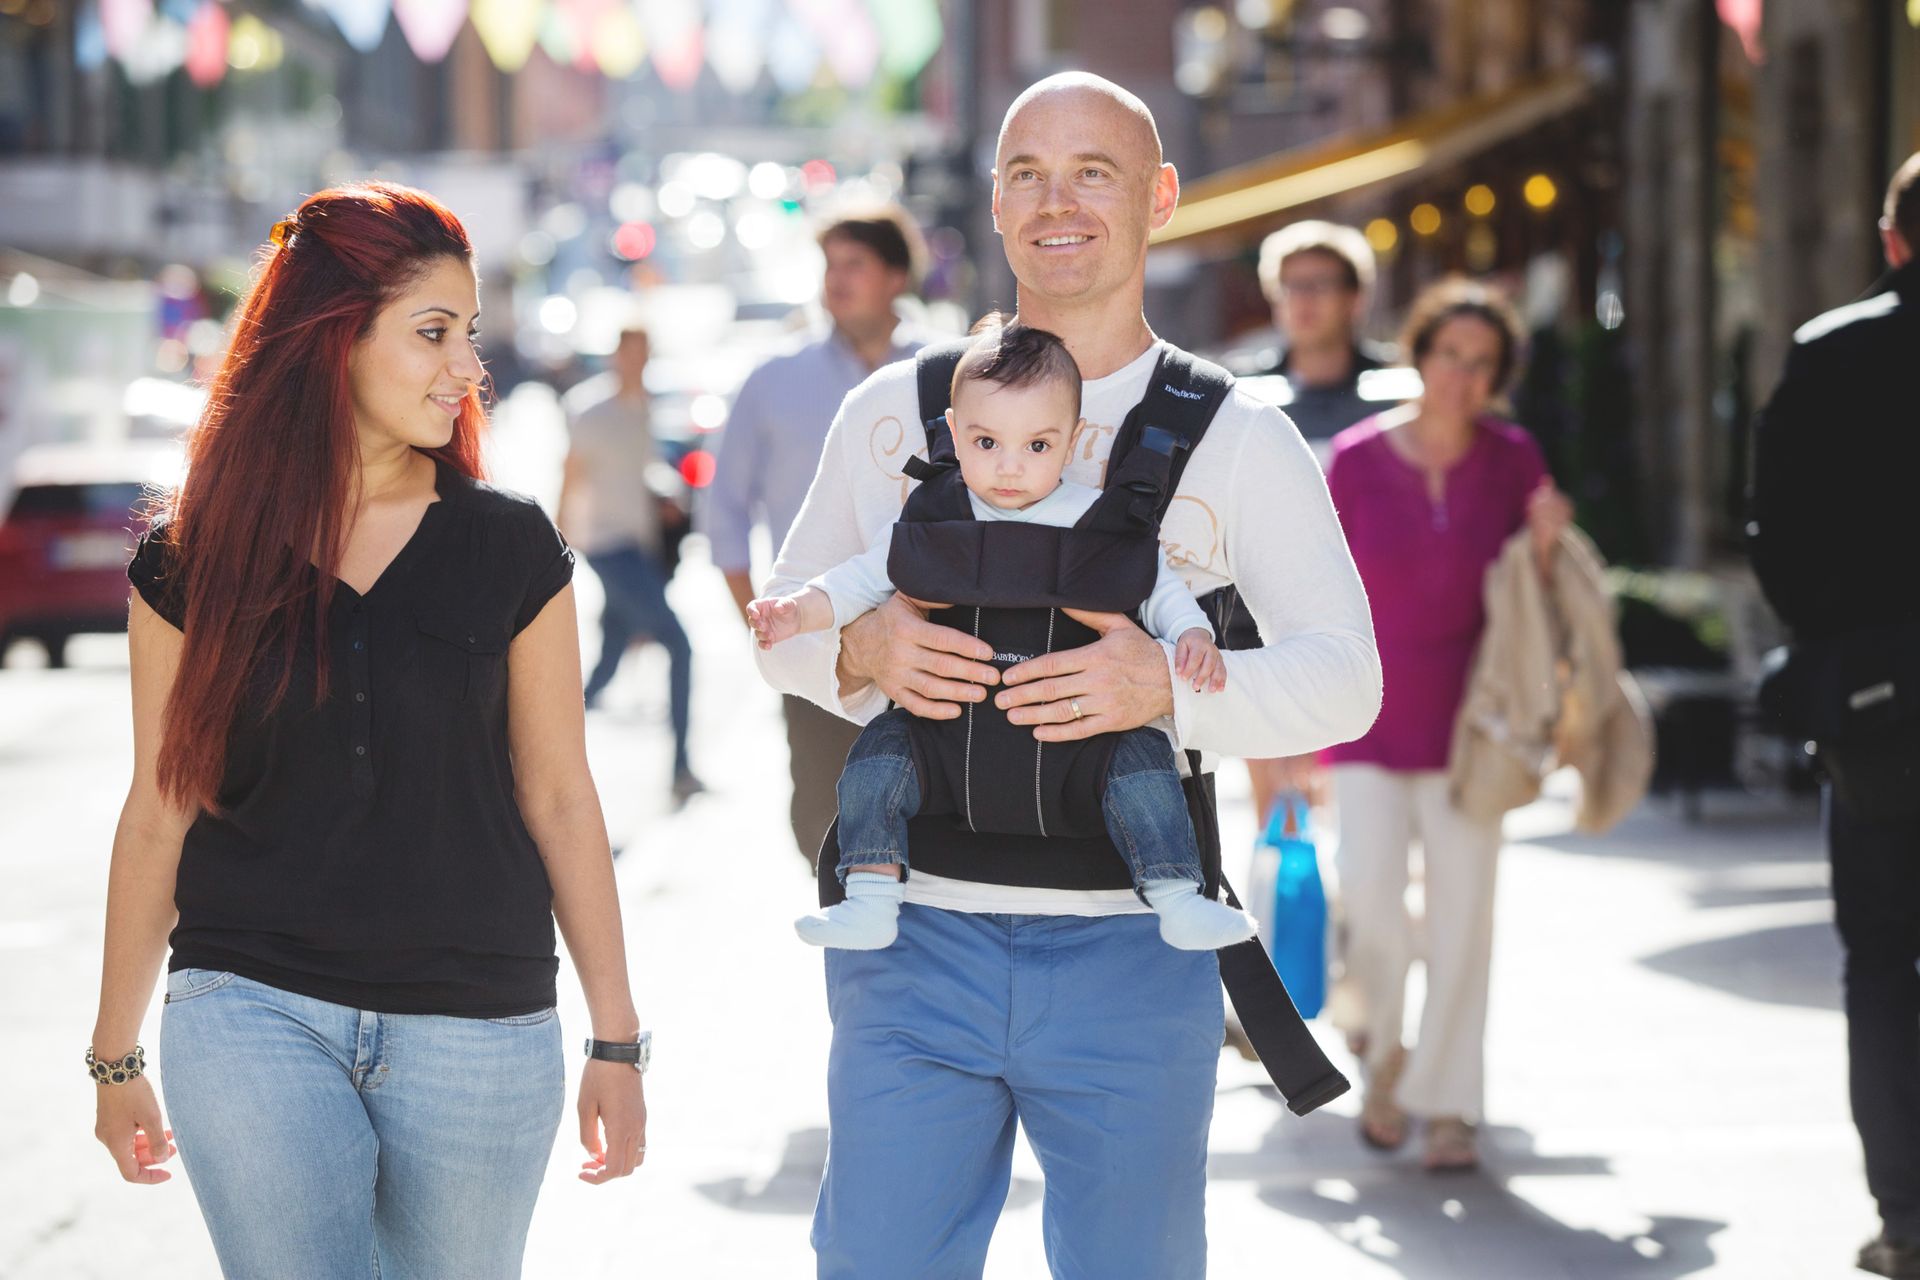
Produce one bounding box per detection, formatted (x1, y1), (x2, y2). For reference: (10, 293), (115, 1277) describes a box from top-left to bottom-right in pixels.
(584, 1031), (651, 1073)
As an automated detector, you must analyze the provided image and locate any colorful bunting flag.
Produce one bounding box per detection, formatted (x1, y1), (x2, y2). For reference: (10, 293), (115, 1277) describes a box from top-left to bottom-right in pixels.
(162, 0), (939, 93)
(705, 0), (773, 94)
(549, 0), (614, 70)
(820, 1), (877, 89)
(471, 0), (542, 71)
(786, 0), (877, 90)
(321, 0), (394, 53)
(642, 0), (703, 91)
(765, 9), (822, 94)
(394, 0), (469, 62)
(537, 0), (575, 62)
(184, 0), (230, 85)
(122, 13), (187, 82)
(75, 0), (109, 71)
(589, 4), (646, 78)
(869, 0), (941, 79)
(99, 0), (154, 61)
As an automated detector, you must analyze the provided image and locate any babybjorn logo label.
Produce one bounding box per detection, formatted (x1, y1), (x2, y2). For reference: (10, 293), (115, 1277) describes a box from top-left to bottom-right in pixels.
(993, 651), (1035, 664)
(1162, 383), (1206, 400)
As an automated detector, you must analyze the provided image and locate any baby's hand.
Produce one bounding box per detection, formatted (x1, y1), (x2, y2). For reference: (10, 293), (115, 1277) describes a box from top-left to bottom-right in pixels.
(746, 596), (803, 650)
(1174, 628), (1226, 693)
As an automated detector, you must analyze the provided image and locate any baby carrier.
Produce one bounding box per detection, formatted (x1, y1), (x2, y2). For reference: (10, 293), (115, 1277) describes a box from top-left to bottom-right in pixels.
(817, 341), (1350, 1117)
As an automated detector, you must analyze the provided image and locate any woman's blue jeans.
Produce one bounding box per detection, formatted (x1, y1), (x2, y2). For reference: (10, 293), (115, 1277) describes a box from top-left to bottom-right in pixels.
(158, 969), (564, 1280)
(835, 710), (1205, 890)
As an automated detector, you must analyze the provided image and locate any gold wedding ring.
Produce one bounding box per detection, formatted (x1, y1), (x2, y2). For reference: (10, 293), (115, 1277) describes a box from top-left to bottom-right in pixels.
(1069, 698), (1084, 720)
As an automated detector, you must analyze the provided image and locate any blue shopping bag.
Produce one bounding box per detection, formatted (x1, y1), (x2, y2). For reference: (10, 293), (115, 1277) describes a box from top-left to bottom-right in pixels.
(1262, 797), (1327, 1019)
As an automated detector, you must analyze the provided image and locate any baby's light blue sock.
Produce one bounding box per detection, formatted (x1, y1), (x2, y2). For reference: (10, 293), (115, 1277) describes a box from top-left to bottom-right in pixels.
(1141, 878), (1259, 951)
(794, 871), (906, 950)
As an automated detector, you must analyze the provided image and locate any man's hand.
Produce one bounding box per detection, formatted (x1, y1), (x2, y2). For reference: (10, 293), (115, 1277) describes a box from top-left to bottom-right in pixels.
(996, 609), (1176, 742)
(836, 593), (1000, 719)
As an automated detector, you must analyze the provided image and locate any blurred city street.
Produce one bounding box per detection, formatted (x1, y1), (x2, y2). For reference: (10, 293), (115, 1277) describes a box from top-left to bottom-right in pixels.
(4, 3), (1916, 1276)
(0, 393), (1871, 1280)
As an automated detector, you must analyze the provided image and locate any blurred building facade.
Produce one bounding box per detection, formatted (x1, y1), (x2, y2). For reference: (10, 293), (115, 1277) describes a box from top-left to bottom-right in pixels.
(983, 0), (1631, 344)
(6, 0), (1917, 574)
(1623, 0), (1920, 569)
(0, 1), (955, 470)
(993, 0), (1916, 574)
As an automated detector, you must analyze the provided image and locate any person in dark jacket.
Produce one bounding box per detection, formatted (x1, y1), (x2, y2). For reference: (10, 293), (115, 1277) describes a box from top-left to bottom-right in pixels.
(1248, 220), (1399, 455)
(1749, 149), (1920, 1280)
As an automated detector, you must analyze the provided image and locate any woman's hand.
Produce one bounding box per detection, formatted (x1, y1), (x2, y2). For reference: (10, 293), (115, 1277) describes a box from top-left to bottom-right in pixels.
(997, 609), (1177, 742)
(1526, 479), (1574, 570)
(94, 1075), (175, 1184)
(836, 593), (1000, 719)
(577, 1061), (648, 1185)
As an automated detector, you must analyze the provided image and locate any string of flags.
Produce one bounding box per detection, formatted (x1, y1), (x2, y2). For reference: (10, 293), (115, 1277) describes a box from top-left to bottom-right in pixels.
(76, 0), (943, 91)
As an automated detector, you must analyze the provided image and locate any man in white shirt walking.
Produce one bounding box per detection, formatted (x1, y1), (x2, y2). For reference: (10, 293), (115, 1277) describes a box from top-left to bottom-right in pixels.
(755, 73), (1381, 1278)
(705, 207), (938, 864)
(561, 323), (703, 803)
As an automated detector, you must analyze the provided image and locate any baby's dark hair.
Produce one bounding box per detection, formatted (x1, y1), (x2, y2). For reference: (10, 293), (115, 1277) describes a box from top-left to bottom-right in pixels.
(951, 312), (1082, 416)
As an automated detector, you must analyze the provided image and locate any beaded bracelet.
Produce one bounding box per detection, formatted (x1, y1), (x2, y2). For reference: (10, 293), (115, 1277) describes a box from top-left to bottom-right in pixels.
(86, 1045), (146, 1085)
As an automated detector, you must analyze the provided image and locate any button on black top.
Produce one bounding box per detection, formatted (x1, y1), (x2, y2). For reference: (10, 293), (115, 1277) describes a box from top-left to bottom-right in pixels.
(128, 460), (575, 1017)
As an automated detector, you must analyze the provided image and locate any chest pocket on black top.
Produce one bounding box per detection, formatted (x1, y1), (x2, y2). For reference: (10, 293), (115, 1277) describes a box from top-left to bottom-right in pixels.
(415, 611), (509, 702)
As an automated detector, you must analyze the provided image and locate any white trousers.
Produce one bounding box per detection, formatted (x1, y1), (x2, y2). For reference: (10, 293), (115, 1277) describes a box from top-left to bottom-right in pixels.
(1329, 764), (1503, 1119)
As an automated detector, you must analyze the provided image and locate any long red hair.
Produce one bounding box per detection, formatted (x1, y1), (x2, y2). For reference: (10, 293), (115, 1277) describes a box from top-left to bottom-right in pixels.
(154, 181), (487, 811)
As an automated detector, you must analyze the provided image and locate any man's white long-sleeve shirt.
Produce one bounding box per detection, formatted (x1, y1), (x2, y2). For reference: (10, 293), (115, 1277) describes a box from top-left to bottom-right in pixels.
(756, 340), (1382, 915)
(807, 479), (1214, 644)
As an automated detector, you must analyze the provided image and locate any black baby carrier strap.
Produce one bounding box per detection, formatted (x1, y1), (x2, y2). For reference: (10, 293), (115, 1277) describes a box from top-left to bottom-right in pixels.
(817, 340), (1348, 1116)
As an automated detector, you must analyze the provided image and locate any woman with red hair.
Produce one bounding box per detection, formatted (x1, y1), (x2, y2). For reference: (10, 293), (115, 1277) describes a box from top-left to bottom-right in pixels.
(87, 183), (647, 1276)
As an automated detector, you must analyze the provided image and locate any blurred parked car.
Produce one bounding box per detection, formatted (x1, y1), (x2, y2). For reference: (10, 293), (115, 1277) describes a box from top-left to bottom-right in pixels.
(0, 442), (182, 667)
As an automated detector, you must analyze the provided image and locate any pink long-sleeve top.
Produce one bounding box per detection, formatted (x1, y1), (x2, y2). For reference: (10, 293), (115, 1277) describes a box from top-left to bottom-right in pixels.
(1323, 413), (1546, 772)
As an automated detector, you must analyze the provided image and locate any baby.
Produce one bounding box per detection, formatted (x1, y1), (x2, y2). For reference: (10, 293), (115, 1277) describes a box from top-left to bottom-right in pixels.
(749, 321), (1258, 952)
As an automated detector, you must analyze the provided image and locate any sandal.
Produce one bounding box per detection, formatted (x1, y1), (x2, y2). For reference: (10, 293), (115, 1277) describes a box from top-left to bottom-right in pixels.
(1422, 1116), (1479, 1173)
(1357, 1046), (1408, 1151)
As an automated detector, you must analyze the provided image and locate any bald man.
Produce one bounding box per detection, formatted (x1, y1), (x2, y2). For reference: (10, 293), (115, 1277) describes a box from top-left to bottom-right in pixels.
(757, 74), (1380, 1277)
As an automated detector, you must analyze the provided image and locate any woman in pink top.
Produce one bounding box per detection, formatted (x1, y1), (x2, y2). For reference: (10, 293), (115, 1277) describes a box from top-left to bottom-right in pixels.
(1323, 279), (1571, 1171)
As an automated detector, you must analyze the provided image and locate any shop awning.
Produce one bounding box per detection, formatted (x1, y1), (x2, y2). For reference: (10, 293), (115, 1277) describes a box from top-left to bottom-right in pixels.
(1151, 70), (1598, 247)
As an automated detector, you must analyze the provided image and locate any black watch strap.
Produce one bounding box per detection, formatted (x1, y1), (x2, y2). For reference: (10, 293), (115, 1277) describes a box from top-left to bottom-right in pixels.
(583, 1032), (650, 1070)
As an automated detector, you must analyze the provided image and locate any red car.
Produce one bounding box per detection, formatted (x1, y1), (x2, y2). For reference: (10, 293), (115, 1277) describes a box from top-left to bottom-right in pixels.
(0, 443), (183, 667)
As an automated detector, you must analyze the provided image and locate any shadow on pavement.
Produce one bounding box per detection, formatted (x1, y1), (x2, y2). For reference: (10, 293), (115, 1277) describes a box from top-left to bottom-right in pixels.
(1637, 921), (1841, 1010)
(695, 1126), (829, 1215)
(1685, 881), (1828, 910)
(1516, 794), (1841, 1010)
(694, 1126), (1042, 1216)
(1521, 799), (1820, 872)
(1212, 1104), (1725, 1278)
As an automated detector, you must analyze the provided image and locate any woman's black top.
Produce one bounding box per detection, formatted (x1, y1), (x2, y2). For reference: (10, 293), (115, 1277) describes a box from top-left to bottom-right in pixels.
(128, 460), (574, 1017)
